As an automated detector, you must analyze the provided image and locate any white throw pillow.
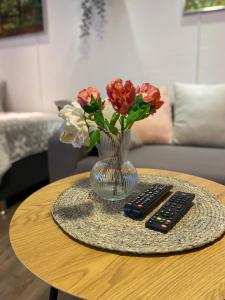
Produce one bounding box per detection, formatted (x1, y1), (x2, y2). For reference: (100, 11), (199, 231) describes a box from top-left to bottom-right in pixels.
(173, 83), (225, 147)
(0, 81), (6, 111)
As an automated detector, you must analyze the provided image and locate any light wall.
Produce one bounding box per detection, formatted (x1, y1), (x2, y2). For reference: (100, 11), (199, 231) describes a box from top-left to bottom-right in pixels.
(0, 0), (224, 112)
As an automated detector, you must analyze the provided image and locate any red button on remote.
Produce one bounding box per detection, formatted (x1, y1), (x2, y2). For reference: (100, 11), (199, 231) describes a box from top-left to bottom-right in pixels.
(137, 204), (143, 208)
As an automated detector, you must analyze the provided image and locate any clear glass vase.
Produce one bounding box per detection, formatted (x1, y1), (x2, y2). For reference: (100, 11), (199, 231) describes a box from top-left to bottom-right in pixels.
(90, 131), (139, 201)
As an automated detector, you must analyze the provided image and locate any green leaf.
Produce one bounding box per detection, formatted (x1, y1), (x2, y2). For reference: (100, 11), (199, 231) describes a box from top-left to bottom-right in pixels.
(82, 105), (93, 114)
(97, 98), (104, 110)
(88, 130), (100, 152)
(106, 112), (120, 135)
(82, 96), (102, 113)
(144, 103), (151, 115)
(125, 109), (142, 128)
(136, 103), (151, 121)
(104, 118), (110, 129)
(94, 110), (105, 128)
(109, 126), (119, 135)
(119, 115), (125, 131)
(110, 112), (120, 128)
(135, 94), (145, 106)
(125, 101), (152, 129)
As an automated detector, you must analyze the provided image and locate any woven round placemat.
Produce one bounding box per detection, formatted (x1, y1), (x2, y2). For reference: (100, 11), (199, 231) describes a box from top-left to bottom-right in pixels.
(52, 175), (225, 254)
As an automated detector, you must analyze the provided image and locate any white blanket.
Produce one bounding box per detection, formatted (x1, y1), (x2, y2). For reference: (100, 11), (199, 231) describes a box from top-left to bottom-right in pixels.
(0, 112), (62, 181)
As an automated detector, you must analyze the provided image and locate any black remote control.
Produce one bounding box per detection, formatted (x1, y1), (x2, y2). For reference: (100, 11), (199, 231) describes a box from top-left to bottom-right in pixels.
(124, 184), (173, 219)
(145, 191), (195, 233)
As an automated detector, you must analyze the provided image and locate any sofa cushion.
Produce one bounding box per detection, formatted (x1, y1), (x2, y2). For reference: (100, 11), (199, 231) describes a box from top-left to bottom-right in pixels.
(55, 99), (72, 111)
(132, 87), (172, 145)
(76, 145), (225, 185)
(173, 83), (225, 147)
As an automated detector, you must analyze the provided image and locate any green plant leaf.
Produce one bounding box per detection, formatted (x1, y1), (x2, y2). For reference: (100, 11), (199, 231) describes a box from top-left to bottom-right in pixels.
(82, 96), (102, 113)
(88, 129), (100, 152)
(110, 126), (119, 135)
(125, 109), (142, 128)
(119, 115), (125, 131)
(110, 112), (120, 128)
(82, 105), (93, 113)
(136, 103), (151, 120)
(106, 112), (120, 135)
(94, 110), (105, 128)
(97, 98), (104, 110)
(125, 99), (152, 129)
(104, 118), (110, 129)
(135, 94), (145, 106)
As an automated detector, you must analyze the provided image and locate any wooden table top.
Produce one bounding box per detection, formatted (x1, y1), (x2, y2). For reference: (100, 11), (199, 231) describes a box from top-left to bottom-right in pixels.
(10, 169), (225, 300)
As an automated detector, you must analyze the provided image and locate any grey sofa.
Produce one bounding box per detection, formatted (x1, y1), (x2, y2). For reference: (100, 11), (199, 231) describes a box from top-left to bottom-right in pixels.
(48, 129), (225, 185)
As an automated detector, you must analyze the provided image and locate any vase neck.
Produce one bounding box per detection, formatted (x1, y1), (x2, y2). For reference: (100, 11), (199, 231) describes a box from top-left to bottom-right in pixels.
(97, 131), (130, 162)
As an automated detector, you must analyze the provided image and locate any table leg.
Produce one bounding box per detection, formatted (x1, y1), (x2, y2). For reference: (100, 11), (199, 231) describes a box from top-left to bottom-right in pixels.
(49, 287), (58, 300)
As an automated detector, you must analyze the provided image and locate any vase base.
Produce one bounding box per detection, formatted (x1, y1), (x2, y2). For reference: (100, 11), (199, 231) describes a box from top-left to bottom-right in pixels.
(91, 179), (138, 201)
(95, 194), (128, 202)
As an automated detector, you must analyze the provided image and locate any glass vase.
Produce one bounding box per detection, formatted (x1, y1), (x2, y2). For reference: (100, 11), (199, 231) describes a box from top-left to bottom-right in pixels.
(90, 131), (139, 201)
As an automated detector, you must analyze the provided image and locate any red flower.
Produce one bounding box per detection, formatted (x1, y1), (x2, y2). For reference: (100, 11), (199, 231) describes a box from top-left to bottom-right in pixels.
(136, 83), (164, 113)
(106, 78), (136, 115)
(77, 87), (100, 107)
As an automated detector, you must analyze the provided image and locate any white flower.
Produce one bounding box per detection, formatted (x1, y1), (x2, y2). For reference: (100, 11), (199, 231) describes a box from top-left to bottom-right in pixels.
(59, 101), (89, 148)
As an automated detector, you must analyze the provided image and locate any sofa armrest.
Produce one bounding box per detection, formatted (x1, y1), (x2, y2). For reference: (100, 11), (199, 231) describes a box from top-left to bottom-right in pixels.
(48, 129), (88, 182)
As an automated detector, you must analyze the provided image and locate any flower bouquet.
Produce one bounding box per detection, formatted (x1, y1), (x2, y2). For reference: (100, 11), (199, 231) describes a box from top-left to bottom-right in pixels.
(59, 78), (164, 201)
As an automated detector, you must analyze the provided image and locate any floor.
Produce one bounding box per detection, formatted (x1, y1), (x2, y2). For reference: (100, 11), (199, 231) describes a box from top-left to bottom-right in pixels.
(0, 204), (81, 300)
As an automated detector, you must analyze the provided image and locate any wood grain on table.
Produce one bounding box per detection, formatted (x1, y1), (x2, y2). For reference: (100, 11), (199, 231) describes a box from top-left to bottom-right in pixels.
(10, 169), (225, 300)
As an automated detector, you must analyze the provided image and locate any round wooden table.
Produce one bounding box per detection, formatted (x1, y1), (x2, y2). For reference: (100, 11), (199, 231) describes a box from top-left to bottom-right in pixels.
(10, 169), (225, 300)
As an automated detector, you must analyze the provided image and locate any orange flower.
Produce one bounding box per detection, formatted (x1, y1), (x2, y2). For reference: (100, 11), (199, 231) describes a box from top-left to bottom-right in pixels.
(106, 78), (136, 115)
(136, 83), (164, 113)
(77, 87), (100, 107)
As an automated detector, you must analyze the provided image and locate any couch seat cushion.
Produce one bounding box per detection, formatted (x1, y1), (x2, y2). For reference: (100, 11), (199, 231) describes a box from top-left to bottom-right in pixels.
(76, 145), (225, 185)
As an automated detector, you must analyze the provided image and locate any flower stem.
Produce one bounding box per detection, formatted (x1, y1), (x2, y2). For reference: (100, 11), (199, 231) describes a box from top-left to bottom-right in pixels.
(120, 115), (125, 133)
(84, 112), (90, 132)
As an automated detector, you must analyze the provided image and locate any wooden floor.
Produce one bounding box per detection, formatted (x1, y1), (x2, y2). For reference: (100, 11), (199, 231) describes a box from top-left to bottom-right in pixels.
(0, 204), (81, 300)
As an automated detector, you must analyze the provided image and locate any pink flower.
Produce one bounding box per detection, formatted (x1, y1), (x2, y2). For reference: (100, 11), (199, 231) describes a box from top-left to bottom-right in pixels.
(106, 78), (136, 115)
(136, 83), (164, 113)
(77, 87), (100, 107)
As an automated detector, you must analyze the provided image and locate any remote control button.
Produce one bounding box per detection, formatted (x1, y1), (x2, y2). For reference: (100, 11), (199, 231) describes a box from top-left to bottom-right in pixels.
(156, 216), (162, 221)
(124, 184), (173, 219)
(161, 224), (167, 229)
(166, 219), (171, 224)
